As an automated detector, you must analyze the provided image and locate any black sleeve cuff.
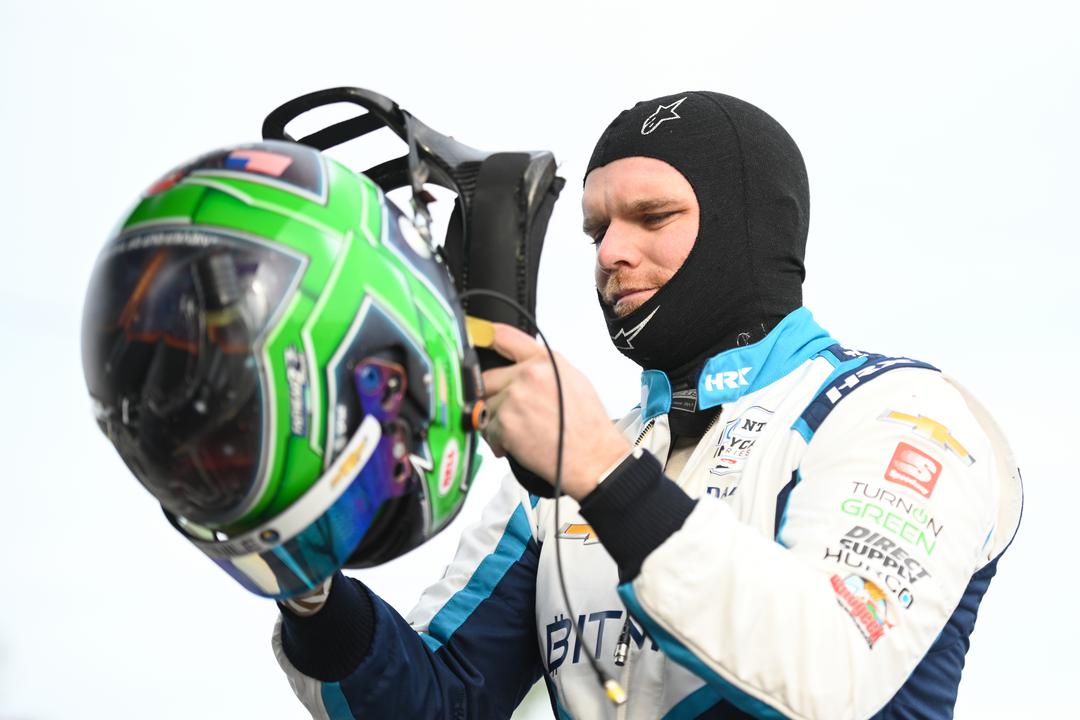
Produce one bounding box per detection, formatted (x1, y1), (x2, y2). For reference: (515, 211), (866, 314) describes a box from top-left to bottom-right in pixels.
(279, 572), (376, 682)
(579, 450), (696, 582)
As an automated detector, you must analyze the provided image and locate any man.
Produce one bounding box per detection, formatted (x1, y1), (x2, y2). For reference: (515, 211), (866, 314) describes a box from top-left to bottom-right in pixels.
(275, 92), (1023, 719)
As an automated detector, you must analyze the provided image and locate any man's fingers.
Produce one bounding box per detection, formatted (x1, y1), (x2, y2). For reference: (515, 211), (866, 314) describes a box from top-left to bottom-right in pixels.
(484, 387), (507, 417)
(488, 323), (545, 363)
(480, 415), (507, 458)
(480, 365), (518, 397)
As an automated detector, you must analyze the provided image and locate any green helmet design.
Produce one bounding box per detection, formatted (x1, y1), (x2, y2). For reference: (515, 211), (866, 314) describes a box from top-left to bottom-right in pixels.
(82, 141), (484, 599)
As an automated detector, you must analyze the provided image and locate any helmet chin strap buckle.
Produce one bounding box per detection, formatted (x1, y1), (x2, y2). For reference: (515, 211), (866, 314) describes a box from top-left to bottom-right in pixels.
(406, 131), (434, 244)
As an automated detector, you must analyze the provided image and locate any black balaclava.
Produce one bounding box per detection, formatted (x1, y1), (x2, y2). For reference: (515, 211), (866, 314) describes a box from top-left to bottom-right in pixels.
(587, 91), (809, 426)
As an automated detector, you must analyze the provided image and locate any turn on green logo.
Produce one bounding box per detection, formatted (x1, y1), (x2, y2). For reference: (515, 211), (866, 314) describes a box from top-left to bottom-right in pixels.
(840, 497), (941, 556)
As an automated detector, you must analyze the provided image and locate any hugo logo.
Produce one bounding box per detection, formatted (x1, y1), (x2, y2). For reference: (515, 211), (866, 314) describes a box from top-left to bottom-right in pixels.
(704, 367), (751, 393)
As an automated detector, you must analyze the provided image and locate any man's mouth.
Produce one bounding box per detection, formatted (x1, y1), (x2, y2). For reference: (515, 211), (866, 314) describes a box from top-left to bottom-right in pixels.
(613, 288), (650, 303)
(611, 288), (655, 314)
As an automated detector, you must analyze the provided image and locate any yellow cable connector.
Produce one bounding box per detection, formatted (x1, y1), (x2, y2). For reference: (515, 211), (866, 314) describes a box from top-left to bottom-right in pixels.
(604, 679), (627, 705)
(465, 315), (496, 349)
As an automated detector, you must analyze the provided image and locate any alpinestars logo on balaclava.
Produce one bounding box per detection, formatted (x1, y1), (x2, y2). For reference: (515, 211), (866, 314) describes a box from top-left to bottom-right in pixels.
(610, 307), (660, 350)
(587, 91), (810, 378)
(641, 98), (686, 135)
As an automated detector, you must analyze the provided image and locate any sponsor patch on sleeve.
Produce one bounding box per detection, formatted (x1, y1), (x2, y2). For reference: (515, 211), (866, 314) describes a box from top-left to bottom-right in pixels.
(831, 574), (893, 648)
(884, 442), (942, 498)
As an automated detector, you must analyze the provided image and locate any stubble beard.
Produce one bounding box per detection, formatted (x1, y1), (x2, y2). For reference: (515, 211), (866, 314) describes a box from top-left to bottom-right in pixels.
(600, 270), (671, 318)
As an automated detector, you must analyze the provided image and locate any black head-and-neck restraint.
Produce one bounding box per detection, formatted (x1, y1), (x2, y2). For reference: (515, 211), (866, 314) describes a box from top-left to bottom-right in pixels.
(586, 91), (810, 431)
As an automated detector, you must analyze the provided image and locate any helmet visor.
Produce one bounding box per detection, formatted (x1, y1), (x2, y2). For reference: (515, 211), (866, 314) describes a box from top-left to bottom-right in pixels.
(82, 227), (305, 525)
(175, 414), (396, 599)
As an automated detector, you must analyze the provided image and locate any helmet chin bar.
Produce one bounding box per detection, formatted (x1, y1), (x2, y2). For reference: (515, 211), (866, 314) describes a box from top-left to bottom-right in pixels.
(165, 354), (436, 592)
(169, 412), (383, 564)
(262, 87), (565, 371)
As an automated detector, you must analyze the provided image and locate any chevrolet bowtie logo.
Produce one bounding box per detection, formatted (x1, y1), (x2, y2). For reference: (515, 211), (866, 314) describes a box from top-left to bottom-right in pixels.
(879, 410), (975, 466)
(558, 523), (600, 545)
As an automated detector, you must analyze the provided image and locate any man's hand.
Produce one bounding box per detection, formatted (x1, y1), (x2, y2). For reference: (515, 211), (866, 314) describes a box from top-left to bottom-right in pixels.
(280, 576), (333, 617)
(480, 323), (631, 501)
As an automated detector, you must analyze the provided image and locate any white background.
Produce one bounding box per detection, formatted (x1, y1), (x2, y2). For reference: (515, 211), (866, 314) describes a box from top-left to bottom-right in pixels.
(1, 1), (1076, 717)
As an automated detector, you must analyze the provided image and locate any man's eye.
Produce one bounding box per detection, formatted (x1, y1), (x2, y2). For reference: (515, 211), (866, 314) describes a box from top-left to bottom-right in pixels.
(586, 227), (608, 245)
(643, 212), (675, 226)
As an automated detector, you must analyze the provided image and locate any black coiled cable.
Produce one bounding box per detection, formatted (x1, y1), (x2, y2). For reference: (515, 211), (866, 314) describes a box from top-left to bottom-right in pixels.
(459, 288), (626, 706)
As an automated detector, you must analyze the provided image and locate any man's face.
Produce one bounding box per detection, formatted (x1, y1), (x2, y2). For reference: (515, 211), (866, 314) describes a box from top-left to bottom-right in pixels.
(583, 157), (699, 318)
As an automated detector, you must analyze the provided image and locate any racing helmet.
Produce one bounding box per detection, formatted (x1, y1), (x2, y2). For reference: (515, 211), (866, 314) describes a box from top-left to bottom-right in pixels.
(81, 140), (484, 599)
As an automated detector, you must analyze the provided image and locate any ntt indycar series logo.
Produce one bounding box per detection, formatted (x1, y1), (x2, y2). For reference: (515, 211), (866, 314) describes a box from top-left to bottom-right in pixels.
(710, 404), (773, 479)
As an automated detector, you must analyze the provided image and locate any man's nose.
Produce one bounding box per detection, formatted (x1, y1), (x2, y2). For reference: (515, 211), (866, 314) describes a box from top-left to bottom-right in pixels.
(596, 221), (641, 271)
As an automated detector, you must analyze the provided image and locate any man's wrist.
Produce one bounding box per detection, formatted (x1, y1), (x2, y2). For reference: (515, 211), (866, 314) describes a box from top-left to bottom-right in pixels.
(281, 575), (334, 617)
(278, 572), (377, 682)
(579, 450), (696, 582)
(565, 431), (633, 501)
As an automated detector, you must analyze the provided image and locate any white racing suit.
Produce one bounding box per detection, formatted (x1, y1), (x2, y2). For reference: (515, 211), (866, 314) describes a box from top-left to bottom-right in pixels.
(274, 307), (1023, 719)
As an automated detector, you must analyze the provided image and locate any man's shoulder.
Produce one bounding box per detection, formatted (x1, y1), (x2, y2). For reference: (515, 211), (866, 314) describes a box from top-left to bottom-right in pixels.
(792, 343), (943, 442)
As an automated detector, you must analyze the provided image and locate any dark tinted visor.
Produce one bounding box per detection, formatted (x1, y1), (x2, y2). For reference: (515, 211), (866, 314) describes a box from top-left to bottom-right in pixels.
(174, 414), (394, 599)
(82, 228), (305, 525)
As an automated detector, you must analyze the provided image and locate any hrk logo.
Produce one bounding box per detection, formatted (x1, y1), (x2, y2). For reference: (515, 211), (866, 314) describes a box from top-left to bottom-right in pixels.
(641, 97), (687, 135)
(704, 367), (752, 393)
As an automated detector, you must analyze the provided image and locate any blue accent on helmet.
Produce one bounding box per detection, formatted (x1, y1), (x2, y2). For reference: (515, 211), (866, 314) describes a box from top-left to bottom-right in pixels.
(272, 545), (314, 588)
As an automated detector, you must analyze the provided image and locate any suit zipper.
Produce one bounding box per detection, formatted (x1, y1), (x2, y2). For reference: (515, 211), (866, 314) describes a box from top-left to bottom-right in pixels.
(633, 418), (655, 447)
(611, 409), (723, 716)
